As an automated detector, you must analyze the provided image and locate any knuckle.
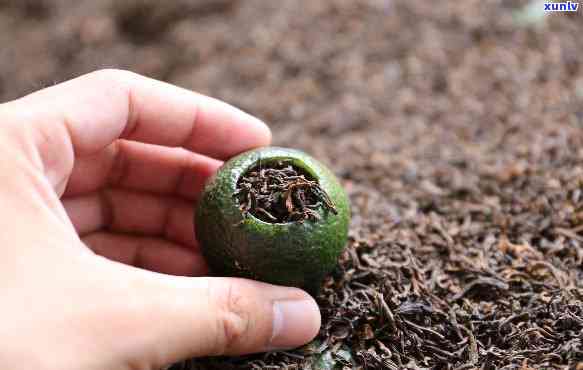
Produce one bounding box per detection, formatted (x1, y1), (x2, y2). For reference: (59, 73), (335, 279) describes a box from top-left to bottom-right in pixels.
(84, 69), (136, 103)
(209, 280), (252, 354)
(87, 69), (140, 90)
(90, 68), (134, 81)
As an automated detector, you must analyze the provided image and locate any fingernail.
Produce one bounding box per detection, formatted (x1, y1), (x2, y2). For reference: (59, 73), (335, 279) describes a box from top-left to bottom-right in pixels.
(269, 298), (321, 351)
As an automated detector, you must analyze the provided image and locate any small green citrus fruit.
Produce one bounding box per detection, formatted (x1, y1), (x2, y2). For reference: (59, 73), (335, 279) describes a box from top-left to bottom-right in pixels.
(195, 146), (350, 294)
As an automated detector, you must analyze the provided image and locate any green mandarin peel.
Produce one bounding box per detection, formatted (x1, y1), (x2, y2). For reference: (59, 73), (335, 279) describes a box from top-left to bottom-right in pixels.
(195, 147), (351, 295)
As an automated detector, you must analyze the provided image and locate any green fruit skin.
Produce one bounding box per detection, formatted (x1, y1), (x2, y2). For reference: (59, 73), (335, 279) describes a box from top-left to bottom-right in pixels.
(195, 147), (350, 294)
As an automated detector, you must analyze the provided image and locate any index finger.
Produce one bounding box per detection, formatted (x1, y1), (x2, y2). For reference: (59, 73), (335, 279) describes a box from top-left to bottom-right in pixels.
(12, 69), (271, 160)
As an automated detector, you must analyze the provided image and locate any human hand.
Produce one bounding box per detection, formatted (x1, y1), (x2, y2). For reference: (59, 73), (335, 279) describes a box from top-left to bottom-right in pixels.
(0, 70), (320, 370)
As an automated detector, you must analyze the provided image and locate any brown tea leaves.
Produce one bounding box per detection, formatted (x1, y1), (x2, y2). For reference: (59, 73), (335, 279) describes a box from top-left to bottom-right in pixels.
(235, 161), (337, 223)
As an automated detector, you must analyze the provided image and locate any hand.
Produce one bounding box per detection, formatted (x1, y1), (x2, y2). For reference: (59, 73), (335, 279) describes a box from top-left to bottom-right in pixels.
(0, 70), (320, 370)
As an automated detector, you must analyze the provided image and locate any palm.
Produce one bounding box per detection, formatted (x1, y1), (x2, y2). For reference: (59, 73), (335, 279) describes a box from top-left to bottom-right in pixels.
(61, 141), (222, 275)
(21, 69), (270, 277)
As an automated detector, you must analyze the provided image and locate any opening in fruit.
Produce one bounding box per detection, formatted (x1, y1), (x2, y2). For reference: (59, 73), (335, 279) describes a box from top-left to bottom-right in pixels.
(234, 160), (338, 224)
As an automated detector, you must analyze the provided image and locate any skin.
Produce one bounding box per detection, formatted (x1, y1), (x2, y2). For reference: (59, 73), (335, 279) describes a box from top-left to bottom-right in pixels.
(0, 69), (320, 370)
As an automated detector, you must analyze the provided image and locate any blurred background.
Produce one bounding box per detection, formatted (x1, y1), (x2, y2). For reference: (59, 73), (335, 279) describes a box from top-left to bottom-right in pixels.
(2, 0), (582, 368)
(2, 0), (580, 259)
(0, 1), (581, 191)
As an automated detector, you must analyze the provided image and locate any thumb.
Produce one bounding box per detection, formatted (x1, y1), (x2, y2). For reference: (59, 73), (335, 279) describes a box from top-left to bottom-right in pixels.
(106, 264), (321, 367)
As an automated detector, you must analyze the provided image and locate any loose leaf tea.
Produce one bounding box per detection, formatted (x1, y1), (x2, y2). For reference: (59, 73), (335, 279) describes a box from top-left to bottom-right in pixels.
(235, 161), (337, 223)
